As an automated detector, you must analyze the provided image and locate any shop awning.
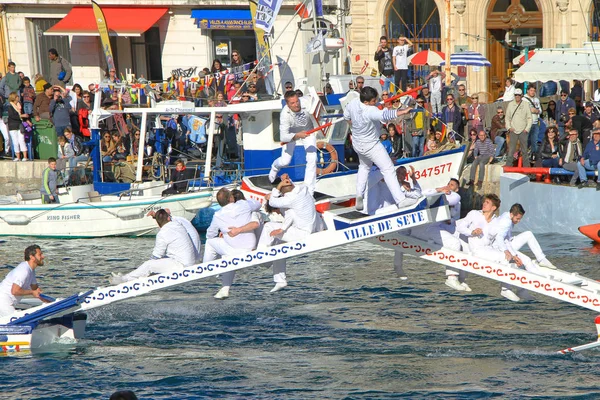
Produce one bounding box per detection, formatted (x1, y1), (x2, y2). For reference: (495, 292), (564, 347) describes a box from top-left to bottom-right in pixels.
(513, 46), (600, 82)
(45, 7), (168, 37)
(191, 9), (253, 30)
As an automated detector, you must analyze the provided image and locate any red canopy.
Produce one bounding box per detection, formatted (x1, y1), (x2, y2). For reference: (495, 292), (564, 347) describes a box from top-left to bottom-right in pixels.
(45, 7), (168, 37)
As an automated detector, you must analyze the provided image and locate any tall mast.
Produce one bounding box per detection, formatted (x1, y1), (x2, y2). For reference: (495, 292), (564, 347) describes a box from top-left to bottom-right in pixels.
(444, 0), (451, 86)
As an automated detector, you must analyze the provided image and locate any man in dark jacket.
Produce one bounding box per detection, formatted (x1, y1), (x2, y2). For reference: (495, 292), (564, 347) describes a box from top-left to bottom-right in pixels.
(162, 159), (195, 195)
(374, 36), (394, 93)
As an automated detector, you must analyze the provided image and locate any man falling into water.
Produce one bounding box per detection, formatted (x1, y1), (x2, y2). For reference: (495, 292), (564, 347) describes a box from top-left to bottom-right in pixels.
(269, 90), (317, 194)
(344, 86), (417, 211)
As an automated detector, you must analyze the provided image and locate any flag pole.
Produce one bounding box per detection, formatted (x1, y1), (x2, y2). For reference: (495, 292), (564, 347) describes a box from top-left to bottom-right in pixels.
(444, 0), (451, 86)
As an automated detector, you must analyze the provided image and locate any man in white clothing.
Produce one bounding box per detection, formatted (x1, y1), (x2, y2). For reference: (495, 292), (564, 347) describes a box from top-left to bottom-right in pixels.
(269, 90), (317, 194)
(411, 178), (464, 289)
(149, 209), (201, 263)
(453, 193), (501, 291)
(344, 86), (414, 211)
(260, 175), (317, 292)
(376, 166), (423, 279)
(205, 188), (262, 299)
(0, 245), (51, 317)
(110, 210), (196, 284)
(392, 36), (414, 92)
(482, 203), (556, 302)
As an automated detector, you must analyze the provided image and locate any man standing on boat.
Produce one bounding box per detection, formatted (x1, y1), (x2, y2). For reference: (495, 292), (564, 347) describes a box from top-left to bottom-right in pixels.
(40, 157), (59, 204)
(204, 188), (262, 299)
(260, 174), (317, 293)
(344, 86), (415, 211)
(269, 90), (317, 194)
(109, 210), (196, 284)
(0, 245), (50, 317)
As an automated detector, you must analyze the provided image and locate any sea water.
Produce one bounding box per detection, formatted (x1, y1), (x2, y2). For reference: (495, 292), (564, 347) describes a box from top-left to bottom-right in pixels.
(1, 234), (600, 399)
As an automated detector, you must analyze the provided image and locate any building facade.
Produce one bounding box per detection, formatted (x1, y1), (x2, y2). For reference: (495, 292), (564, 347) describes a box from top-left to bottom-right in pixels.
(0, 0), (341, 90)
(348, 0), (600, 99)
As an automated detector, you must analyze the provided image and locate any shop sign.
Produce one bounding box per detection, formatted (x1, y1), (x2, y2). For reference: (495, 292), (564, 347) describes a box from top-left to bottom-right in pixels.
(197, 18), (253, 30)
(216, 43), (229, 56)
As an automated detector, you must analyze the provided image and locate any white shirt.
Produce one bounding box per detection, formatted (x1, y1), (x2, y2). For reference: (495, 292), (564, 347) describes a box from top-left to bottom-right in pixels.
(152, 221), (197, 266)
(0, 261), (37, 306)
(594, 89), (600, 102)
(502, 85), (515, 102)
(428, 75), (442, 93)
(486, 212), (517, 256)
(524, 94), (541, 123)
(269, 185), (316, 234)
(279, 97), (315, 143)
(344, 98), (397, 153)
(456, 210), (496, 253)
(392, 44), (410, 70)
(206, 199), (262, 250)
(171, 215), (201, 261)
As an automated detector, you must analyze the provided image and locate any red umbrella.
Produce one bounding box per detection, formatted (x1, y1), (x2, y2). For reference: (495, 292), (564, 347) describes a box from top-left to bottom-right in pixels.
(408, 50), (445, 66)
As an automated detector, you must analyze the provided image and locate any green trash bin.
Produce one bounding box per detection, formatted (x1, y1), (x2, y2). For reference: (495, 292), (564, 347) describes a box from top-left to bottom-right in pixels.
(34, 119), (58, 160)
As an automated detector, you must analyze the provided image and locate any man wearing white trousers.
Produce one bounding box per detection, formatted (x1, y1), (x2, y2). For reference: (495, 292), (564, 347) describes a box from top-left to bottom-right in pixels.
(269, 90), (317, 194)
(110, 209), (196, 284)
(411, 178), (464, 289)
(260, 175), (317, 292)
(454, 193), (501, 291)
(204, 188), (262, 299)
(482, 203), (556, 302)
(344, 86), (414, 211)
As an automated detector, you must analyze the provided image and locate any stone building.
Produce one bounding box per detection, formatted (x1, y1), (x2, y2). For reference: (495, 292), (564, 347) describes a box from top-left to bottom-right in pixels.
(348, 0), (600, 99)
(0, 0), (341, 89)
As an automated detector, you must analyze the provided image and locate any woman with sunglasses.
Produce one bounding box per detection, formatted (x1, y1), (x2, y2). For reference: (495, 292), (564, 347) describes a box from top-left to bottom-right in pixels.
(100, 131), (116, 162)
(538, 126), (562, 170)
(544, 100), (557, 123)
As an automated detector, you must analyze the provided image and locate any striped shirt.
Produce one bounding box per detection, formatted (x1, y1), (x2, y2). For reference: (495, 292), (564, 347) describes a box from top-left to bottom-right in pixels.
(473, 138), (495, 158)
(279, 97), (316, 143)
(344, 98), (397, 153)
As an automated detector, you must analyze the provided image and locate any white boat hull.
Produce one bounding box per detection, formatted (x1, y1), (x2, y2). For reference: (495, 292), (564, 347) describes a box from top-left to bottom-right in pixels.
(0, 185), (213, 238)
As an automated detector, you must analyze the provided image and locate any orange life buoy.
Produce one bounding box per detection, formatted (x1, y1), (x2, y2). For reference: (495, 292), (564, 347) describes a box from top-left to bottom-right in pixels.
(316, 141), (338, 175)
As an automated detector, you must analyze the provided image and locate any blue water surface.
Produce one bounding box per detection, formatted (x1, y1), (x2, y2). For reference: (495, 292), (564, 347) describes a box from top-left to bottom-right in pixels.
(0, 234), (599, 399)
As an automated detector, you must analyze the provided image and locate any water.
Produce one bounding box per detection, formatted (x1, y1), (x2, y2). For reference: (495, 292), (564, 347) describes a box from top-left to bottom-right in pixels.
(1, 234), (600, 399)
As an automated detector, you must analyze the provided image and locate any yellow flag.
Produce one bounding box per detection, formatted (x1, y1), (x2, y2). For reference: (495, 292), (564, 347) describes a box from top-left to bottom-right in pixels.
(92, 1), (115, 72)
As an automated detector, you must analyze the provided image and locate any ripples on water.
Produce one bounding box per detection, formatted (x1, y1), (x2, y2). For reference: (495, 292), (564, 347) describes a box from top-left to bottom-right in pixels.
(1, 235), (600, 399)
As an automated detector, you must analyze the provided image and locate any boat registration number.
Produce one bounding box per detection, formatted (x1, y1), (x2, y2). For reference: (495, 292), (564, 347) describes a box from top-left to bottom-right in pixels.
(413, 162), (453, 179)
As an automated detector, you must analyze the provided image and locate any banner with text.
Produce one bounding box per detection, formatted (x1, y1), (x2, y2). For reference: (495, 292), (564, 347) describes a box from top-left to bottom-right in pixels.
(254, 0), (284, 33)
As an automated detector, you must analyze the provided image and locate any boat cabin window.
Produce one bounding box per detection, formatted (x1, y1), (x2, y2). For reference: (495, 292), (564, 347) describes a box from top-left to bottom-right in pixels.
(272, 111), (280, 142)
(331, 120), (349, 143)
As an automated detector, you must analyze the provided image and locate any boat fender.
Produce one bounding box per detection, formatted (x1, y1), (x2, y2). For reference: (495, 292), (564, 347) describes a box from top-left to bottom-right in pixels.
(0, 215), (32, 225)
(316, 141), (338, 176)
(116, 207), (145, 220)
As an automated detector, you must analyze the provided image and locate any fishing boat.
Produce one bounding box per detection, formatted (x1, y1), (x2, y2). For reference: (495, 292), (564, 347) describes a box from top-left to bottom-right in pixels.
(0, 97), (214, 238)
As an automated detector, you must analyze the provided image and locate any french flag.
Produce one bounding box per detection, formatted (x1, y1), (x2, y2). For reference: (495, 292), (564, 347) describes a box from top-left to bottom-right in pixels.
(295, 1), (313, 18)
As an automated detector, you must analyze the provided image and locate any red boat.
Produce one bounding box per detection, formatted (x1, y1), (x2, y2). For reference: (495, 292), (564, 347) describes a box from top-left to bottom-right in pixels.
(579, 223), (600, 243)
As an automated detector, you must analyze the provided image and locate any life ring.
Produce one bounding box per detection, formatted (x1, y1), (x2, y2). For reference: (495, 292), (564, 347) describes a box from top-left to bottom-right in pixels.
(316, 141), (338, 175)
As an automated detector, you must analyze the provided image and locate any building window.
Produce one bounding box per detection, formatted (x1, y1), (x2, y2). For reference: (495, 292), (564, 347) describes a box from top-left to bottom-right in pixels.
(28, 18), (71, 83)
(384, 0), (440, 51)
(131, 27), (163, 81)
